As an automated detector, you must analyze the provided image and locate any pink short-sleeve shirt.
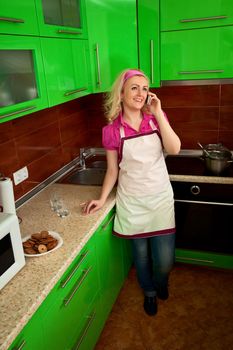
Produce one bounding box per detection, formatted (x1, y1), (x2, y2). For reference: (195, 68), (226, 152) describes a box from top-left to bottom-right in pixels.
(102, 112), (167, 152)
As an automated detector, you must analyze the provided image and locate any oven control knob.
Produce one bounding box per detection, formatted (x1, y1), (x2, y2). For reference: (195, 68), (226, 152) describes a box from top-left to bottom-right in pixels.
(190, 185), (200, 195)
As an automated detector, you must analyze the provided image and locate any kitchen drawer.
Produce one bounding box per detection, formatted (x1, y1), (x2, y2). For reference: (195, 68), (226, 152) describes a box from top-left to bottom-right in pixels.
(70, 292), (103, 350)
(41, 235), (97, 307)
(8, 308), (44, 350)
(42, 238), (99, 350)
(160, 0), (233, 31)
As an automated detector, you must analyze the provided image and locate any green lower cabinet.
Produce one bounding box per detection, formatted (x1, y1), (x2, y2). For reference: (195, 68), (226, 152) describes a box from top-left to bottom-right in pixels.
(161, 26), (233, 81)
(41, 37), (91, 107)
(41, 237), (98, 350)
(8, 309), (43, 350)
(70, 292), (103, 350)
(176, 249), (233, 269)
(95, 209), (125, 322)
(8, 210), (131, 350)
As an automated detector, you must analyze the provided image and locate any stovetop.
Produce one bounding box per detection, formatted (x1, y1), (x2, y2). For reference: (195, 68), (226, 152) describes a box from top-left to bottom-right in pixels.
(165, 151), (233, 178)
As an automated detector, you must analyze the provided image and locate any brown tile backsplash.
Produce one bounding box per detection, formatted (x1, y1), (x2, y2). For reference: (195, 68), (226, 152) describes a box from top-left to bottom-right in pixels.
(0, 84), (233, 200)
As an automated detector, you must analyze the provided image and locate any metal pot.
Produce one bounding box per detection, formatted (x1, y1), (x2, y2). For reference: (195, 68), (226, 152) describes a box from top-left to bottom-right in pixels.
(199, 143), (233, 175)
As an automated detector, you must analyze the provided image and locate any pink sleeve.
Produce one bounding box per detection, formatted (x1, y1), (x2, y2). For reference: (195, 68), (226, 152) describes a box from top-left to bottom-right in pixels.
(102, 125), (119, 151)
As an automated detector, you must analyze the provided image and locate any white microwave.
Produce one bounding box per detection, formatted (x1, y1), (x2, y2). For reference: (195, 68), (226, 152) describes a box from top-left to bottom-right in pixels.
(0, 212), (25, 290)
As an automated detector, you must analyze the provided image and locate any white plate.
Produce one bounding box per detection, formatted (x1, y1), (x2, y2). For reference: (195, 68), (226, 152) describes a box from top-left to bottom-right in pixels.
(22, 231), (63, 257)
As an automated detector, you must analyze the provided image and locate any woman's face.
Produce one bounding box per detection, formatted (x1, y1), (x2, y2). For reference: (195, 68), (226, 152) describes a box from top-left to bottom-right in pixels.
(121, 75), (149, 111)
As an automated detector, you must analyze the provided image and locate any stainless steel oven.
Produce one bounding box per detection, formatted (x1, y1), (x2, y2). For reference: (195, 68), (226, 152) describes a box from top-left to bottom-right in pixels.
(165, 152), (233, 268)
(171, 181), (233, 255)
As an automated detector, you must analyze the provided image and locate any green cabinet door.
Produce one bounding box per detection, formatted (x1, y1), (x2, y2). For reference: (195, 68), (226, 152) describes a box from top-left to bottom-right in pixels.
(35, 0), (87, 39)
(0, 35), (48, 123)
(176, 249), (233, 269)
(137, 0), (160, 87)
(42, 236), (99, 350)
(160, 0), (233, 31)
(0, 1), (39, 35)
(41, 37), (90, 107)
(70, 292), (103, 350)
(161, 26), (233, 81)
(95, 209), (124, 322)
(8, 309), (43, 350)
(86, 0), (138, 92)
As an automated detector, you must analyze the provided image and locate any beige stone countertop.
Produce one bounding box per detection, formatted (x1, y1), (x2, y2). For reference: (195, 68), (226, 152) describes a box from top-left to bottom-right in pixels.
(170, 174), (233, 184)
(0, 184), (116, 350)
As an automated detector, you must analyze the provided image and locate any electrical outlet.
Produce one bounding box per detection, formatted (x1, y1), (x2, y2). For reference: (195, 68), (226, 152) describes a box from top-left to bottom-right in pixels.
(13, 166), (29, 185)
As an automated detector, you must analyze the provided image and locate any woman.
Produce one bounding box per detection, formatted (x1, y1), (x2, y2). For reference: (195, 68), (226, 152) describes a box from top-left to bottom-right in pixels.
(82, 69), (181, 316)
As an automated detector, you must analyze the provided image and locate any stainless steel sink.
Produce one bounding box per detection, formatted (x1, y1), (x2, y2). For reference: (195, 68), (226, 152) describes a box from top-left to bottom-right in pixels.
(64, 168), (106, 185)
(88, 160), (107, 169)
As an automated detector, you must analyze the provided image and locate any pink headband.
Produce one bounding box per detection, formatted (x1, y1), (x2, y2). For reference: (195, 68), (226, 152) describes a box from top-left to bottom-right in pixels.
(123, 69), (145, 83)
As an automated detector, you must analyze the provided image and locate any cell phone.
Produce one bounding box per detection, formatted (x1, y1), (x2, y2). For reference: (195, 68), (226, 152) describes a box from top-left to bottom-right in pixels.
(146, 95), (152, 105)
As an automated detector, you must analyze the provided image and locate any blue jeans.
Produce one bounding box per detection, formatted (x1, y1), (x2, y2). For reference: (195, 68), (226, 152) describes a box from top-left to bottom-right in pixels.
(131, 234), (175, 297)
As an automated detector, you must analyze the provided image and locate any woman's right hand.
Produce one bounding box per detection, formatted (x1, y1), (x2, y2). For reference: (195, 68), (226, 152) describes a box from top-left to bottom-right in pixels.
(80, 199), (105, 215)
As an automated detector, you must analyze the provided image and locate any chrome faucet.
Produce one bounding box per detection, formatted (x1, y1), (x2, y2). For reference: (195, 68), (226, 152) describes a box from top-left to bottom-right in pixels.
(80, 148), (91, 169)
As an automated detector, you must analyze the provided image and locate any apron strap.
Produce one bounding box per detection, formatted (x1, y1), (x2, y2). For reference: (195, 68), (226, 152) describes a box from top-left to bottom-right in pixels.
(149, 119), (157, 131)
(120, 126), (125, 138)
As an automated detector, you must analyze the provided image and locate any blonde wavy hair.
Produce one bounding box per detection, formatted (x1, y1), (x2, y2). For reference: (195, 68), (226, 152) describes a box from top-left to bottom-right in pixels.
(104, 68), (149, 123)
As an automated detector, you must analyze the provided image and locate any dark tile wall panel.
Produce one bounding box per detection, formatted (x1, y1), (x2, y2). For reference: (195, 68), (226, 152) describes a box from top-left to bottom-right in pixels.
(0, 84), (232, 201)
(0, 97), (90, 200)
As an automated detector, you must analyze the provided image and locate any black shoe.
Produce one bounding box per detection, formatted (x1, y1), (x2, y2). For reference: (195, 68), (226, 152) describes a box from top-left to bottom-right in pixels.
(143, 296), (157, 316)
(156, 286), (169, 300)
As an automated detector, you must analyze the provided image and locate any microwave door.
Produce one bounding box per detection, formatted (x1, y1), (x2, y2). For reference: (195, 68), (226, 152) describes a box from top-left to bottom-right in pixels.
(0, 233), (15, 276)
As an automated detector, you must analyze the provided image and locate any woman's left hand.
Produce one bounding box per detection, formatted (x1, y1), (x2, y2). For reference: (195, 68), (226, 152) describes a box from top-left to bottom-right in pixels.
(144, 93), (162, 117)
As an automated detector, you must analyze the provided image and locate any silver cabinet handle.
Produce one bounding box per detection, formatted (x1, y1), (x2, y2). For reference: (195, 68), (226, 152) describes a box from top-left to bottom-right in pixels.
(175, 199), (233, 206)
(0, 106), (36, 119)
(73, 311), (96, 350)
(179, 69), (224, 75)
(95, 43), (101, 87)
(0, 16), (24, 23)
(63, 266), (92, 306)
(101, 213), (115, 231)
(14, 339), (26, 350)
(176, 256), (214, 264)
(150, 39), (154, 84)
(61, 250), (90, 288)
(57, 29), (82, 35)
(64, 87), (87, 96)
(180, 15), (227, 23)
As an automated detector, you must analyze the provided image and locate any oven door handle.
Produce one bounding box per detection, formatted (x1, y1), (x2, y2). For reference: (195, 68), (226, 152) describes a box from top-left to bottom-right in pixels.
(175, 199), (233, 206)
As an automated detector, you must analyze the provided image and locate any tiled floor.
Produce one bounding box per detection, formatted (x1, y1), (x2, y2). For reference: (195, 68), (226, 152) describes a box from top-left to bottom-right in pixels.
(95, 264), (233, 350)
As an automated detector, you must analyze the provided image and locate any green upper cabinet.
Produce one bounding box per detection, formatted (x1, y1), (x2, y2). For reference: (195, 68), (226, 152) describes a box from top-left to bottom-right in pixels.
(137, 0), (160, 87)
(0, 35), (48, 123)
(160, 0), (233, 31)
(161, 26), (233, 81)
(35, 0), (87, 39)
(0, 1), (39, 36)
(85, 0), (138, 93)
(41, 37), (90, 107)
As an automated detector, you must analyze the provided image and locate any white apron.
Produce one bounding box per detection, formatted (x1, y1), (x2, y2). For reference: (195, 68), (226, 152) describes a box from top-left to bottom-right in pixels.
(113, 120), (175, 239)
